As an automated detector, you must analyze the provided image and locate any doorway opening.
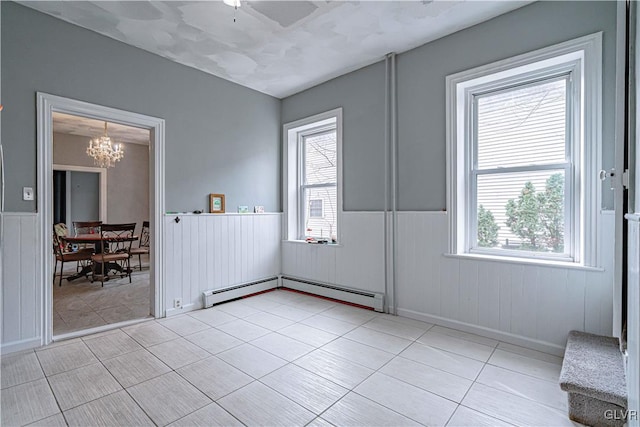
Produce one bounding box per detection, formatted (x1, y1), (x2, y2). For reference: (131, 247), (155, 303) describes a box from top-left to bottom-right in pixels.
(38, 93), (165, 345)
(51, 114), (152, 336)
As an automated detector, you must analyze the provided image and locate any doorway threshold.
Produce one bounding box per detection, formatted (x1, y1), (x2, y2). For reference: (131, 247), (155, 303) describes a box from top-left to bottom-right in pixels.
(52, 316), (154, 342)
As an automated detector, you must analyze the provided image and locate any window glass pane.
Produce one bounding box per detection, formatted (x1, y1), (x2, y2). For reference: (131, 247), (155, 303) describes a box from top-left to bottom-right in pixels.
(304, 186), (337, 240)
(476, 170), (565, 253)
(304, 131), (337, 185)
(476, 78), (567, 169)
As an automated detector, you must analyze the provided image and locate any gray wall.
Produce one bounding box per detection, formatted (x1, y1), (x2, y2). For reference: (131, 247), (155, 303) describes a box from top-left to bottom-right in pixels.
(53, 132), (149, 225)
(281, 62), (386, 211)
(282, 1), (617, 211)
(1, 1), (281, 214)
(69, 171), (99, 224)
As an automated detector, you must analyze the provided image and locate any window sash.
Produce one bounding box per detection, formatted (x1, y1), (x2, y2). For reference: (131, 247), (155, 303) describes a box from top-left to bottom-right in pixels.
(467, 73), (575, 260)
(299, 184), (337, 239)
(297, 126), (337, 240)
(301, 128), (337, 187)
(469, 166), (573, 260)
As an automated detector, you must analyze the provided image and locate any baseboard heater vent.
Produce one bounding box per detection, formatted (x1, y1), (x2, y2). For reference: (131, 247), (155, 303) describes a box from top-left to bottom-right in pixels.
(282, 276), (384, 312)
(203, 277), (278, 308)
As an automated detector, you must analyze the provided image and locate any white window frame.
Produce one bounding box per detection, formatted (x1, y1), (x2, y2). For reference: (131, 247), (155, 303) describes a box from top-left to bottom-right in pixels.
(446, 33), (602, 267)
(283, 108), (343, 242)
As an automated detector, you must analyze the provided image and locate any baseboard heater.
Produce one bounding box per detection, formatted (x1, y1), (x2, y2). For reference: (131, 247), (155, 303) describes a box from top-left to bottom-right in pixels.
(203, 277), (278, 308)
(281, 276), (384, 312)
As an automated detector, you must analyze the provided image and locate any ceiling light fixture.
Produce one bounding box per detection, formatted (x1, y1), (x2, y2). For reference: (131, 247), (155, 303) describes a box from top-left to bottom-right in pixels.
(223, 0), (240, 22)
(86, 122), (124, 168)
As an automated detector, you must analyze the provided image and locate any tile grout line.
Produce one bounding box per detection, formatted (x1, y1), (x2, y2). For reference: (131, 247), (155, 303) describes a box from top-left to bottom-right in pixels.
(458, 341), (567, 426)
(314, 321), (450, 427)
(445, 343), (501, 425)
(21, 289), (568, 427)
(98, 324), (212, 426)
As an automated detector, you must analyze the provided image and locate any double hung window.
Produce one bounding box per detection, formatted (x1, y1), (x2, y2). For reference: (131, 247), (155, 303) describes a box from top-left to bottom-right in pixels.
(283, 108), (342, 242)
(447, 34), (601, 265)
(300, 127), (337, 239)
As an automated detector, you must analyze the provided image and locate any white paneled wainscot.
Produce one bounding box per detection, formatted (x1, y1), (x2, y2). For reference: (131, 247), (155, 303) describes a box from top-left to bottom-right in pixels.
(626, 214), (640, 426)
(164, 213), (281, 315)
(0, 209), (615, 357)
(281, 212), (385, 295)
(281, 210), (614, 355)
(1, 213), (42, 353)
(396, 211), (614, 355)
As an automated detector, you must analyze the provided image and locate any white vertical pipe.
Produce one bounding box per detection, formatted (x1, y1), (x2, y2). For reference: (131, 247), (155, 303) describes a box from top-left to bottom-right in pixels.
(390, 53), (398, 316)
(0, 1), (4, 350)
(384, 54), (390, 313)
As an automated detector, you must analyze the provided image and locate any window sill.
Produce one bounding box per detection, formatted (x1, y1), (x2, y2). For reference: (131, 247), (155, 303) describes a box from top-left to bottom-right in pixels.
(443, 253), (604, 272)
(283, 240), (342, 247)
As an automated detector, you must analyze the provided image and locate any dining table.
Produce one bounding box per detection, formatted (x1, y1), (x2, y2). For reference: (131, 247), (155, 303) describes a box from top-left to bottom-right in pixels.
(62, 233), (138, 282)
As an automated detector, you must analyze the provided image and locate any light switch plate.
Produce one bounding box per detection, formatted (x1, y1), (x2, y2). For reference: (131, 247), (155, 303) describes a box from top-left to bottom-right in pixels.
(23, 187), (34, 201)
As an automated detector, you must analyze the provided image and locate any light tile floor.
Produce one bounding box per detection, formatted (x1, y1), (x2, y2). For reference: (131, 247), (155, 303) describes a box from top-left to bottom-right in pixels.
(1, 289), (580, 427)
(53, 256), (151, 335)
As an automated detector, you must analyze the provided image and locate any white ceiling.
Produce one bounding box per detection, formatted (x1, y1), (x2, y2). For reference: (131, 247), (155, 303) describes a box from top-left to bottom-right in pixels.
(22, 1), (530, 98)
(53, 112), (150, 145)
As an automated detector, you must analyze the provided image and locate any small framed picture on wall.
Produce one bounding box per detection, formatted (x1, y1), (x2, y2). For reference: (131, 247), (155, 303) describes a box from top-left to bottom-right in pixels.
(209, 194), (225, 213)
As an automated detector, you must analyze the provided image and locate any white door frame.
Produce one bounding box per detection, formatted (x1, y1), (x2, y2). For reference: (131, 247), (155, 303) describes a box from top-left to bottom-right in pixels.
(38, 93), (165, 345)
(613, 1), (628, 339)
(53, 164), (108, 224)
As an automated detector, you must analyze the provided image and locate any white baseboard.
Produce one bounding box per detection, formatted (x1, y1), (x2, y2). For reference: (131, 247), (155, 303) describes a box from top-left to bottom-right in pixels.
(397, 308), (566, 357)
(1, 337), (42, 354)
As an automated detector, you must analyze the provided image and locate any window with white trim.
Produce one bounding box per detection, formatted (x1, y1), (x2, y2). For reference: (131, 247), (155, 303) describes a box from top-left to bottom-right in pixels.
(447, 34), (601, 265)
(284, 108), (342, 242)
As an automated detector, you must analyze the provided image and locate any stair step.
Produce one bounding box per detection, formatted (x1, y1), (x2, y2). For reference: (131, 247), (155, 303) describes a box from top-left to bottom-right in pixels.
(560, 330), (627, 426)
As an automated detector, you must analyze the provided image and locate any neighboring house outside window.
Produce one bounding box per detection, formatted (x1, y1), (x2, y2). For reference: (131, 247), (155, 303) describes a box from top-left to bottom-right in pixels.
(446, 34), (601, 266)
(283, 108), (343, 242)
(309, 199), (324, 218)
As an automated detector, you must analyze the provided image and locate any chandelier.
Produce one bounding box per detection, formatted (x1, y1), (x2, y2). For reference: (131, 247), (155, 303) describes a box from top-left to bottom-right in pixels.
(86, 122), (124, 168)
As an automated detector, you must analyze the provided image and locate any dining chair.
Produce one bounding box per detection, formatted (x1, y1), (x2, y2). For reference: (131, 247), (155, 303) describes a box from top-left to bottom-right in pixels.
(72, 221), (102, 270)
(52, 226), (93, 286)
(91, 223), (136, 287)
(54, 221), (91, 275)
(130, 221), (150, 270)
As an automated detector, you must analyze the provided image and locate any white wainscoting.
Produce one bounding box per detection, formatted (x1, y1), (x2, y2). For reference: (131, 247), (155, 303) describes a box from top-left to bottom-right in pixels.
(281, 212), (385, 295)
(626, 214), (640, 426)
(280, 210), (614, 355)
(396, 211), (615, 355)
(1, 213), (42, 353)
(0, 209), (616, 357)
(164, 213), (281, 315)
